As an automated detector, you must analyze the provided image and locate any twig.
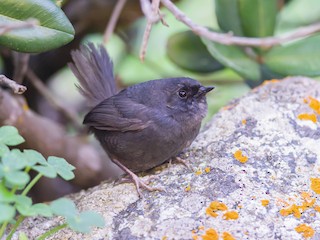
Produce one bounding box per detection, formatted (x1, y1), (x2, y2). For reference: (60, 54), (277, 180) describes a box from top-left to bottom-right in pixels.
(0, 18), (39, 36)
(103, 0), (127, 43)
(140, 0), (167, 61)
(140, 0), (160, 23)
(0, 75), (27, 94)
(12, 52), (30, 84)
(26, 69), (82, 129)
(160, 0), (320, 47)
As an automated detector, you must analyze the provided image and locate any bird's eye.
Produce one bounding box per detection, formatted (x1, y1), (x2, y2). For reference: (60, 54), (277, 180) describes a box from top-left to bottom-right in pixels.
(178, 89), (187, 98)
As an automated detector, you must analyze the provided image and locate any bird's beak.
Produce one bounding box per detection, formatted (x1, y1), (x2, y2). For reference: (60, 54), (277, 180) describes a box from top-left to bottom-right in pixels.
(196, 86), (215, 97)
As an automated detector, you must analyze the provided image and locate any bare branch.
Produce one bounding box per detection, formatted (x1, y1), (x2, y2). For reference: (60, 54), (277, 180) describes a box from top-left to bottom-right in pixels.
(26, 69), (82, 130)
(13, 52), (30, 84)
(139, 0), (163, 61)
(140, 0), (160, 23)
(0, 75), (27, 94)
(103, 0), (127, 43)
(0, 18), (39, 36)
(160, 0), (320, 47)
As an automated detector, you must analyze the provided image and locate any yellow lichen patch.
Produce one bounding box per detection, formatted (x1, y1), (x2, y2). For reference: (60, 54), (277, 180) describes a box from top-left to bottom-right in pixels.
(262, 79), (279, 85)
(198, 226), (205, 230)
(295, 224), (315, 239)
(314, 205), (320, 212)
(223, 211), (239, 220)
(310, 178), (320, 194)
(308, 96), (320, 114)
(261, 199), (270, 207)
(202, 228), (219, 240)
(241, 119), (247, 125)
(280, 204), (302, 218)
(22, 103), (29, 111)
(208, 201), (228, 211)
(222, 232), (235, 240)
(162, 236), (168, 240)
(205, 167), (211, 173)
(206, 201), (228, 218)
(297, 113), (317, 123)
(185, 184), (191, 192)
(233, 150), (248, 163)
(195, 169), (202, 176)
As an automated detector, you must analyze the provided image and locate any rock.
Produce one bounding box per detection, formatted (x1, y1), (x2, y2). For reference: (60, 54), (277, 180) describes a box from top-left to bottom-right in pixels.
(12, 77), (320, 240)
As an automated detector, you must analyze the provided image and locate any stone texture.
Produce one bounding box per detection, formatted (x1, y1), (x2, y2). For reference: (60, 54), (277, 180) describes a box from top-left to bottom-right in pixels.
(11, 77), (320, 240)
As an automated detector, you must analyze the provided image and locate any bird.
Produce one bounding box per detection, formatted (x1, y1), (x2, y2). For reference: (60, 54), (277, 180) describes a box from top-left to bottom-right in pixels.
(69, 43), (214, 196)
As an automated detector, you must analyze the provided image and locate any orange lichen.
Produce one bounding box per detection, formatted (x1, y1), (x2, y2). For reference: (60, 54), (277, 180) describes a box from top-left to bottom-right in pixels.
(195, 169), (202, 176)
(205, 167), (211, 173)
(233, 150), (248, 163)
(314, 205), (320, 212)
(185, 184), (191, 192)
(192, 234), (198, 240)
(202, 228), (219, 240)
(297, 113), (317, 123)
(308, 96), (320, 114)
(223, 211), (239, 220)
(295, 224), (315, 238)
(280, 204), (302, 218)
(222, 232), (235, 240)
(262, 79), (279, 85)
(310, 178), (320, 194)
(198, 226), (205, 230)
(261, 199), (270, 207)
(241, 119), (247, 125)
(22, 103), (29, 111)
(206, 201), (227, 218)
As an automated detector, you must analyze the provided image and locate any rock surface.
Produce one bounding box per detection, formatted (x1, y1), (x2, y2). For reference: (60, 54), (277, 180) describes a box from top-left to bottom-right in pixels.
(12, 77), (320, 240)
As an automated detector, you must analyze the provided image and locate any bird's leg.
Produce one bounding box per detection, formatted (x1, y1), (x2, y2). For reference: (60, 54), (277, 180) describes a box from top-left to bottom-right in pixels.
(169, 156), (193, 171)
(112, 159), (164, 197)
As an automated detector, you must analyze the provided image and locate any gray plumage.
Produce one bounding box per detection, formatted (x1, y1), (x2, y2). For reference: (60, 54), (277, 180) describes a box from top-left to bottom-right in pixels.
(70, 43), (213, 187)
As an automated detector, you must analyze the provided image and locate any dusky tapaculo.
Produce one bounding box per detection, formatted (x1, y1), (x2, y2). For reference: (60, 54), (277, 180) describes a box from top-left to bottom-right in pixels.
(69, 43), (214, 196)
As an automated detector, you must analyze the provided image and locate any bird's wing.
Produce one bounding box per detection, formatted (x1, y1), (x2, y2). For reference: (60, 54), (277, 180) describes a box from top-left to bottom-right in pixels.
(83, 94), (152, 132)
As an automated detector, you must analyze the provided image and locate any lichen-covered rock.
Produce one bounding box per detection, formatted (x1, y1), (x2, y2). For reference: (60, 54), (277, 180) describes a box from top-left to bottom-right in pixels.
(12, 77), (320, 239)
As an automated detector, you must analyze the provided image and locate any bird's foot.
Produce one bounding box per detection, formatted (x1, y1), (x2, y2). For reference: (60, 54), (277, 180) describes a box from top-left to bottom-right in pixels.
(112, 158), (164, 197)
(168, 156), (193, 171)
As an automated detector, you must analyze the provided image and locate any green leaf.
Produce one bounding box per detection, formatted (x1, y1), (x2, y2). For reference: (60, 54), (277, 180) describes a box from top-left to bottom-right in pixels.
(2, 150), (28, 170)
(276, 0), (320, 34)
(47, 156), (75, 180)
(167, 31), (224, 73)
(0, 126), (25, 146)
(18, 232), (29, 240)
(239, 0), (278, 37)
(0, 184), (16, 203)
(66, 211), (105, 233)
(201, 37), (260, 80)
(215, 0), (243, 36)
(264, 34), (320, 76)
(50, 198), (77, 218)
(0, 203), (15, 223)
(5, 171), (30, 187)
(0, 0), (75, 53)
(31, 203), (52, 217)
(23, 149), (47, 166)
(16, 203), (52, 217)
(0, 144), (10, 157)
(32, 165), (57, 178)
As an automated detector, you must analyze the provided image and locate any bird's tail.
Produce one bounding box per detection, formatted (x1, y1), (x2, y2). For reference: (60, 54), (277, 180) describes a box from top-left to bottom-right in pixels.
(69, 43), (117, 107)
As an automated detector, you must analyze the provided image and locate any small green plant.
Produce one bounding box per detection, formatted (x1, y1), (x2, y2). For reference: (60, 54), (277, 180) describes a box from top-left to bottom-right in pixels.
(0, 126), (105, 240)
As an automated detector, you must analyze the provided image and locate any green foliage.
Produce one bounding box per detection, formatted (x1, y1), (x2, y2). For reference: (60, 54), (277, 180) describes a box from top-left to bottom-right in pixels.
(0, 126), (105, 239)
(0, 0), (74, 53)
(167, 0), (320, 87)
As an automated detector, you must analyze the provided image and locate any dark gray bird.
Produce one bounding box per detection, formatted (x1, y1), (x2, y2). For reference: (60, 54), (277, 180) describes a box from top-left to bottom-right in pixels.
(69, 43), (214, 196)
